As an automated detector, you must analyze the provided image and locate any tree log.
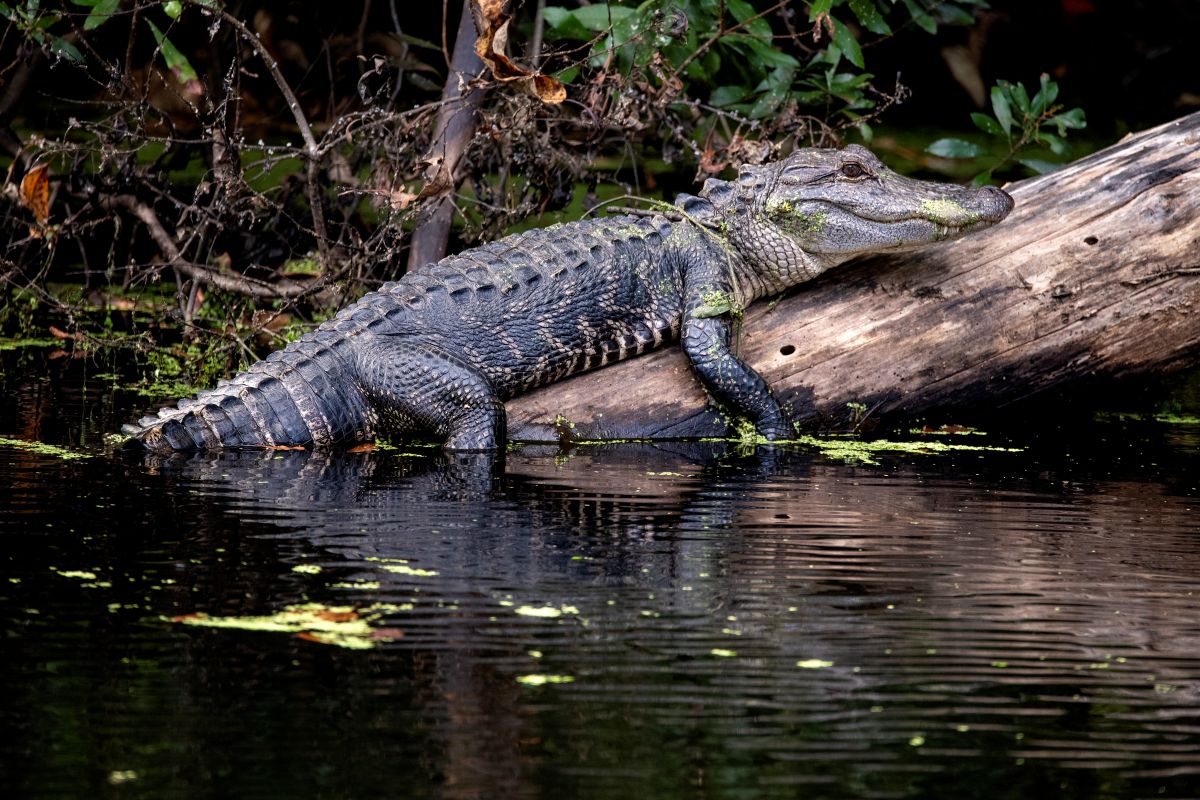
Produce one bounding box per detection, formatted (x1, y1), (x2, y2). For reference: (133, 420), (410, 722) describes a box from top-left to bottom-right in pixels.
(507, 111), (1200, 442)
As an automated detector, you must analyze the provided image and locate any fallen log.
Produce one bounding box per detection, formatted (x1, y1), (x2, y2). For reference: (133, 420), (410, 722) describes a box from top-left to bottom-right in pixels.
(507, 111), (1200, 442)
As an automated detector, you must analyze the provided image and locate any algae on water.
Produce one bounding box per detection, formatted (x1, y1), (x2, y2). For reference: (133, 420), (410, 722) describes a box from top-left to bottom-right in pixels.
(170, 602), (405, 650)
(0, 437), (89, 461)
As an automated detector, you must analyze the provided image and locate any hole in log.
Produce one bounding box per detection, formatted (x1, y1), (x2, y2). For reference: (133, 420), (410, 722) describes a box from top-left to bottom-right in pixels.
(1084, 235), (1099, 245)
(779, 344), (796, 356)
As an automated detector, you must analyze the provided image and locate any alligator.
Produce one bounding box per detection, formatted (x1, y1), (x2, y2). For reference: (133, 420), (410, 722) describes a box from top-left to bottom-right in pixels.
(124, 144), (1013, 453)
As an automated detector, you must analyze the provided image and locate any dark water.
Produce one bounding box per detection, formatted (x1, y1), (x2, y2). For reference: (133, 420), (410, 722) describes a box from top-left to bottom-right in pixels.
(3, 344), (1200, 799)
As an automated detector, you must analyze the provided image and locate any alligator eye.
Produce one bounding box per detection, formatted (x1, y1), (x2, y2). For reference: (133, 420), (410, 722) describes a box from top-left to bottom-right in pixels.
(841, 162), (866, 178)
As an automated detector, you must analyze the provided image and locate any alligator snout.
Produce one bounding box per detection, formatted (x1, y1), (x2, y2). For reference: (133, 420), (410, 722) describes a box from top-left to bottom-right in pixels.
(976, 185), (1016, 221)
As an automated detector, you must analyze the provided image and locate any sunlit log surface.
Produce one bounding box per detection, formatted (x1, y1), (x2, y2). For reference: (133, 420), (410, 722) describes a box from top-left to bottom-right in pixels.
(507, 111), (1200, 442)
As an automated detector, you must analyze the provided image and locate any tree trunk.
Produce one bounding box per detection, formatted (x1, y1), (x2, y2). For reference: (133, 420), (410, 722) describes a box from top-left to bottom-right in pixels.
(507, 111), (1200, 442)
(406, 1), (486, 271)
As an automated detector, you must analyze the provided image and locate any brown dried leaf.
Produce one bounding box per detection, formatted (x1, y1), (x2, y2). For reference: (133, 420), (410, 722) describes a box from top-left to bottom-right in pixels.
(699, 148), (728, 175)
(19, 163), (50, 225)
(470, 0), (566, 104)
(48, 325), (83, 341)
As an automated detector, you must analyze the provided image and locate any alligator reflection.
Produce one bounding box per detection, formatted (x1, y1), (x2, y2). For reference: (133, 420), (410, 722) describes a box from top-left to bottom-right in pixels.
(123, 442), (1200, 798)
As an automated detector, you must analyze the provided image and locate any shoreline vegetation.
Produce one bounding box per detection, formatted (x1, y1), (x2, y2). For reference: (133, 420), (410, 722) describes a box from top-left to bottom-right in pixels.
(1, 2), (1194, 434)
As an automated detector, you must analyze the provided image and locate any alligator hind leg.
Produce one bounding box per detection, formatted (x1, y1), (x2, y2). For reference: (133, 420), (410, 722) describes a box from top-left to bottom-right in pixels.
(353, 334), (506, 450)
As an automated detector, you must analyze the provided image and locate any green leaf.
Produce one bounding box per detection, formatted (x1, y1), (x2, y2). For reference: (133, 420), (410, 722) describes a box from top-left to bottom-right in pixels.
(146, 19), (198, 84)
(83, 0), (118, 29)
(1016, 157), (1061, 175)
(848, 0), (892, 35)
(858, 121), (874, 143)
(48, 33), (82, 61)
(749, 65), (795, 118)
(724, 33), (800, 70)
(937, 3), (976, 25)
(902, 0), (937, 34)
(724, 0), (755, 23)
(542, 7), (595, 40)
(553, 65), (579, 85)
(926, 138), (984, 158)
(1037, 131), (1068, 155)
(162, 0), (182, 21)
(808, 0), (835, 20)
(1030, 73), (1058, 117)
(970, 169), (994, 186)
(831, 18), (864, 69)
(990, 85), (1012, 135)
(393, 32), (442, 52)
(571, 4), (635, 33)
(1047, 107), (1087, 133)
(970, 112), (1005, 137)
(709, 85), (746, 107)
(1009, 81), (1031, 115)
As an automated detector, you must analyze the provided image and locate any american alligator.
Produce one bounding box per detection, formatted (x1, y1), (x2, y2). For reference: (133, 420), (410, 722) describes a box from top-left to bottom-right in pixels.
(124, 145), (1013, 453)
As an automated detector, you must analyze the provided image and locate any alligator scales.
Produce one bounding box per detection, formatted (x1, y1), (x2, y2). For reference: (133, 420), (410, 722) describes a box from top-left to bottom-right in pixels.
(125, 145), (1013, 452)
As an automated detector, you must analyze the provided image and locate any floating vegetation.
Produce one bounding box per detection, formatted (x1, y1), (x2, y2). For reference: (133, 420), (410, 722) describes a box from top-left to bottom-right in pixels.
(0, 437), (90, 461)
(515, 674), (575, 687)
(908, 424), (985, 436)
(379, 564), (439, 577)
(514, 604), (580, 618)
(330, 580), (381, 591)
(170, 603), (405, 650)
(53, 569), (97, 580)
(365, 556), (439, 577)
(51, 568), (111, 588)
(1095, 411), (1200, 425)
(788, 434), (1023, 465)
(796, 658), (835, 669)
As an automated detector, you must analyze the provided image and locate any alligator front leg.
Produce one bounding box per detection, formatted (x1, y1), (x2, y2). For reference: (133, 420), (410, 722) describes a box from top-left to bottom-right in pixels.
(680, 275), (788, 441)
(354, 335), (506, 450)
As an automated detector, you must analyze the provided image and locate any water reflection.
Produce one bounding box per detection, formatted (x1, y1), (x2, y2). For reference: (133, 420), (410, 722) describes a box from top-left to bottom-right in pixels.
(2, 436), (1199, 798)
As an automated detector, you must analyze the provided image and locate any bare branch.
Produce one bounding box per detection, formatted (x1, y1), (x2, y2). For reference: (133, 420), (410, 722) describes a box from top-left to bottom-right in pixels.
(105, 195), (328, 302)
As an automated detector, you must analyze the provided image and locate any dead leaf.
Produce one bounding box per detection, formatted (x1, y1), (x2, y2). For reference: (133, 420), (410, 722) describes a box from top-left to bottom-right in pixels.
(346, 443), (377, 453)
(48, 325), (83, 341)
(470, 0), (566, 104)
(19, 163), (50, 225)
(372, 627), (405, 640)
(313, 609), (361, 623)
(699, 148), (728, 175)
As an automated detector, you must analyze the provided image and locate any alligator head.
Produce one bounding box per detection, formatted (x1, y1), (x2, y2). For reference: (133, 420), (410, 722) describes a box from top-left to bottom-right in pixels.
(681, 144), (1014, 299)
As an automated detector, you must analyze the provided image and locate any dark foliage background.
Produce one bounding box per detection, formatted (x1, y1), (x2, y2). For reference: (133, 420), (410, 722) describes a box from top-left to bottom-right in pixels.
(0, 0), (1195, 379)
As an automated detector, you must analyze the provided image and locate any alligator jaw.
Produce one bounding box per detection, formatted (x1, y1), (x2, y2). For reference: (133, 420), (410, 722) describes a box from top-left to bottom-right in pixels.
(847, 185), (1016, 230)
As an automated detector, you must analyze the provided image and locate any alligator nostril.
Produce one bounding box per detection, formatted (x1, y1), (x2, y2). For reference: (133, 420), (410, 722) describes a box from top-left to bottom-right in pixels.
(980, 185), (1015, 215)
(780, 344), (796, 356)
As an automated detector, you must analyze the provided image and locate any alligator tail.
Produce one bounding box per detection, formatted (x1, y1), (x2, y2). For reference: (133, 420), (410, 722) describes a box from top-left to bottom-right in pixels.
(123, 330), (374, 454)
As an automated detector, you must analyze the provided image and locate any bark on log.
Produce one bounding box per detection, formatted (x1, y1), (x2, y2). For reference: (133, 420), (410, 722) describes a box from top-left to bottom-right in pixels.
(507, 111), (1200, 442)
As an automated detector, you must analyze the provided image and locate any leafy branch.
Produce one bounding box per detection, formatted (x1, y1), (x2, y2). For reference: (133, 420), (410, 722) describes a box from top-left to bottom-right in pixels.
(927, 73), (1087, 182)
